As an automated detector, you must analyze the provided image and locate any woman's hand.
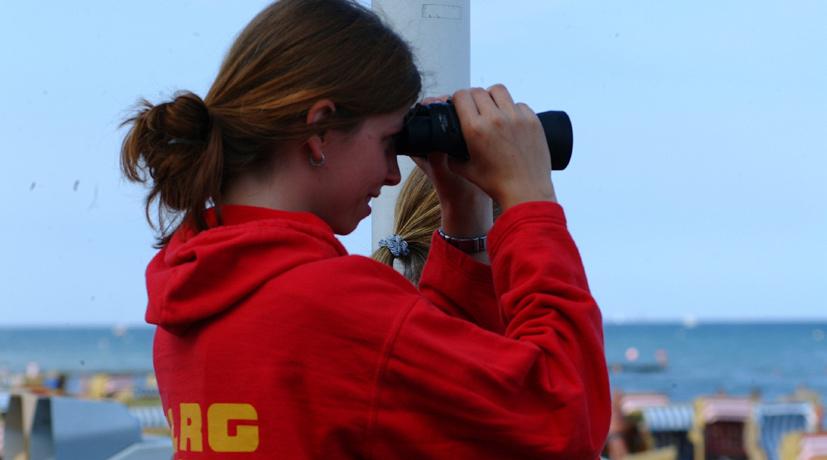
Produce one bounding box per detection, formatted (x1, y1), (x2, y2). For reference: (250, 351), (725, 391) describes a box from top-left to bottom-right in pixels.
(448, 85), (557, 211)
(413, 96), (493, 241)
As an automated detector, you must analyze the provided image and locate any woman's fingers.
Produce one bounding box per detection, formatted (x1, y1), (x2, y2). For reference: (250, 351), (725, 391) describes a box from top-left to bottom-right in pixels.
(445, 84), (554, 208)
(487, 84), (517, 114)
(452, 89), (480, 118)
(469, 87), (499, 117)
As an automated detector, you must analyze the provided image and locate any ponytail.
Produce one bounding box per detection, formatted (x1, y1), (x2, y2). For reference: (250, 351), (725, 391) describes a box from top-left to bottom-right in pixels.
(372, 168), (441, 285)
(122, 0), (421, 247)
(120, 92), (224, 247)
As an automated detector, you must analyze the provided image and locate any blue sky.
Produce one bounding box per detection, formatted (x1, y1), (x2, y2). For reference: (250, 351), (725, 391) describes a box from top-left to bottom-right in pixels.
(1, 1), (824, 325)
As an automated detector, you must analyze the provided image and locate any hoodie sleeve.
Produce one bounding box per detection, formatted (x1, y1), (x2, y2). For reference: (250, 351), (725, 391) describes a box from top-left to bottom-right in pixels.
(417, 231), (504, 334)
(366, 202), (610, 460)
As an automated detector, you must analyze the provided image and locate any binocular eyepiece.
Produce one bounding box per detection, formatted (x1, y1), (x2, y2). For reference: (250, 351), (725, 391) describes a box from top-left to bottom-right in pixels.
(395, 101), (573, 171)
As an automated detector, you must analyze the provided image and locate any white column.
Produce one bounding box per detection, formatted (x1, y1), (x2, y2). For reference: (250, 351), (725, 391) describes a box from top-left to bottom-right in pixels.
(370, 0), (470, 251)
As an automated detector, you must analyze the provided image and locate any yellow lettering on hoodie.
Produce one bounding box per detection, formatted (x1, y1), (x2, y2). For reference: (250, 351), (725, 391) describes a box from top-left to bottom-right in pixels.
(166, 407), (178, 453)
(179, 403), (203, 452)
(207, 403), (260, 452)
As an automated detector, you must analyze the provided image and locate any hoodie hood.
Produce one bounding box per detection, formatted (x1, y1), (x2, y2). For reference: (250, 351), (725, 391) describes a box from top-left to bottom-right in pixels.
(145, 205), (347, 330)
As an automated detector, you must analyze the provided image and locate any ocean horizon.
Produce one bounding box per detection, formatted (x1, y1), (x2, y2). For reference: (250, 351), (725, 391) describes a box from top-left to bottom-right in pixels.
(1, 321), (825, 404)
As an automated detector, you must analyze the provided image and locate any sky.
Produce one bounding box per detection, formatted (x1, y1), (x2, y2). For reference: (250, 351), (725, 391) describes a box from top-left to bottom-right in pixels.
(0, 0), (824, 325)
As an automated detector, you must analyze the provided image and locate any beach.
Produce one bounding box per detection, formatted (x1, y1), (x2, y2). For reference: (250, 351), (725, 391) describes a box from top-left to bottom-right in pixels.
(1, 322), (826, 458)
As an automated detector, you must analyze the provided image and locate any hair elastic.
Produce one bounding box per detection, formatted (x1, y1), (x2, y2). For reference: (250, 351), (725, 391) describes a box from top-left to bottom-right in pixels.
(378, 234), (410, 258)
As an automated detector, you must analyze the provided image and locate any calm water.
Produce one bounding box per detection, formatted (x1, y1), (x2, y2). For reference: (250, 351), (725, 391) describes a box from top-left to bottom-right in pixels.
(1, 323), (826, 402)
(0, 326), (155, 374)
(605, 322), (827, 402)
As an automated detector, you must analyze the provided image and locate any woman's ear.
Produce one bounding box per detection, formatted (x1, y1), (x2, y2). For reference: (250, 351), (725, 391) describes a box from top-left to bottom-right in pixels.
(305, 99), (336, 162)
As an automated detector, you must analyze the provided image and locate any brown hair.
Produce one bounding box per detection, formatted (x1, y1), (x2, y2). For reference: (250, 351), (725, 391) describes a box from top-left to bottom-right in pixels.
(121, 0), (421, 246)
(373, 168), (503, 285)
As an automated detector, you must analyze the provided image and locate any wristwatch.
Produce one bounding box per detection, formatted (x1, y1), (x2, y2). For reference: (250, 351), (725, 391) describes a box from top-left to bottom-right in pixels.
(437, 228), (487, 254)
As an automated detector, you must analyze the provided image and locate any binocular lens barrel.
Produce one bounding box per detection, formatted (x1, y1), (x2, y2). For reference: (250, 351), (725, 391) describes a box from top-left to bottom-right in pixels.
(395, 102), (573, 171)
(538, 111), (573, 171)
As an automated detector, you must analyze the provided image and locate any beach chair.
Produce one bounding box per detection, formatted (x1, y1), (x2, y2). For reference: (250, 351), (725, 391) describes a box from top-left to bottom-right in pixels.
(29, 395), (143, 459)
(0, 390), (9, 456)
(128, 405), (168, 431)
(798, 433), (827, 460)
(2, 393), (43, 460)
(615, 393), (673, 453)
(688, 396), (754, 460)
(745, 402), (818, 460)
(62, 374), (88, 397)
(3, 393), (172, 460)
(780, 432), (804, 460)
(785, 388), (825, 434)
(643, 404), (695, 460)
(107, 374), (138, 401)
(622, 393), (671, 414)
(626, 446), (679, 460)
(107, 436), (175, 460)
(0, 390), (10, 414)
(130, 374), (160, 400)
(780, 432), (827, 460)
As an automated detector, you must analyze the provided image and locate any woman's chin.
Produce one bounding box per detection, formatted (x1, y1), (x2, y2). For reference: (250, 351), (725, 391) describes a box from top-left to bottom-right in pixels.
(333, 216), (364, 236)
(331, 203), (371, 236)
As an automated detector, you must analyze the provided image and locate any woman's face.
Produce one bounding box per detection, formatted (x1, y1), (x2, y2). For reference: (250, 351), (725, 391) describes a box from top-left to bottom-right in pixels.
(311, 107), (408, 235)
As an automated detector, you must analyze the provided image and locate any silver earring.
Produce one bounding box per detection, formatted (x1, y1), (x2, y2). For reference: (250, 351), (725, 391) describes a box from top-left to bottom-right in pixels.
(309, 152), (326, 167)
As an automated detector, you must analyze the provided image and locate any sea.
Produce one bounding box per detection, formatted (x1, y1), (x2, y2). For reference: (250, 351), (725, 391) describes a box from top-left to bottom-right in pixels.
(1, 322), (826, 403)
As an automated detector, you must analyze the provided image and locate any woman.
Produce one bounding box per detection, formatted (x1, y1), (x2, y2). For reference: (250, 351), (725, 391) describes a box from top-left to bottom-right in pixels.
(121, 0), (610, 458)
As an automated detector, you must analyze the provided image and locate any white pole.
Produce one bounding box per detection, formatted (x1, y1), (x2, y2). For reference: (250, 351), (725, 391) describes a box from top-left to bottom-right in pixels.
(370, 0), (470, 252)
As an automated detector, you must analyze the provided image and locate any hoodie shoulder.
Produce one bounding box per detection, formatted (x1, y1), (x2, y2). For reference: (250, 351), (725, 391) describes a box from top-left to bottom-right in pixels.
(243, 255), (422, 353)
(262, 254), (420, 308)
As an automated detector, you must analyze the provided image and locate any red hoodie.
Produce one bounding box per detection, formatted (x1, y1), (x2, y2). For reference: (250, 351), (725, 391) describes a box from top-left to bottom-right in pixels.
(146, 201), (610, 459)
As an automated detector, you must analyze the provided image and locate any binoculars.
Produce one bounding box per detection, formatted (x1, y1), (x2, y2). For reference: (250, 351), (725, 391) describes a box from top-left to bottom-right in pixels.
(395, 101), (573, 171)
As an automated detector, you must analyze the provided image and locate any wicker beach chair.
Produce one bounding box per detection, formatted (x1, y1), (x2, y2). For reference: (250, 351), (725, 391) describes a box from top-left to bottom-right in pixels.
(643, 404), (695, 460)
(62, 374), (88, 397)
(780, 432), (827, 460)
(798, 433), (827, 460)
(745, 402), (818, 460)
(616, 393), (674, 453)
(130, 374), (160, 400)
(622, 393), (671, 414)
(128, 405), (168, 431)
(626, 446), (679, 460)
(688, 396), (754, 460)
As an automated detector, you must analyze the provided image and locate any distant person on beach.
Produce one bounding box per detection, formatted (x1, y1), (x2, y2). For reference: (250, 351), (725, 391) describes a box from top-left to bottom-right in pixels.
(121, 0), (609, 458)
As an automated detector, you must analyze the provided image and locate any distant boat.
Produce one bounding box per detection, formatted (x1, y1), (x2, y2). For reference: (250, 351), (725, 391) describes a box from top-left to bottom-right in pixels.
(682, 315), (698, 329)
(611, 347), (669, 373)
(112, 324), (128, 337)
(610, 362), (668, 374)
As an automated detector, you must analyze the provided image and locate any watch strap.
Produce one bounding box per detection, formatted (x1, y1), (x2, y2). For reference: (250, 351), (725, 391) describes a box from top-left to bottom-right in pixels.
(437, 228), (487, 254)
